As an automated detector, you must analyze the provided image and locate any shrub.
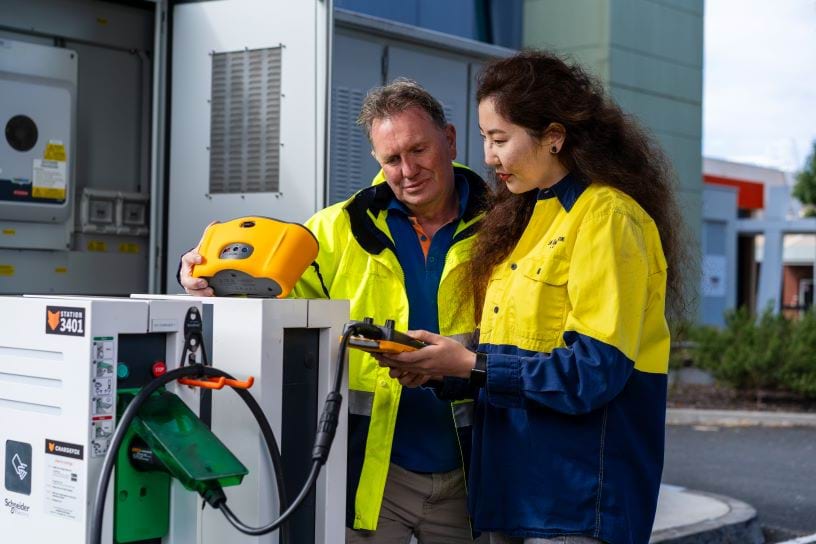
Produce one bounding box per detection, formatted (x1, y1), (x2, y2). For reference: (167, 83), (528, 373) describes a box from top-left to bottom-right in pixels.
(780, 309), (816, 397)
(680, 305), (816, 398)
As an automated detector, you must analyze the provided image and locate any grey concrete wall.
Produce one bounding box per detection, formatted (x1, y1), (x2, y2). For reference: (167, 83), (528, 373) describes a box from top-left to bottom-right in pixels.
(523, 0), (704, 316)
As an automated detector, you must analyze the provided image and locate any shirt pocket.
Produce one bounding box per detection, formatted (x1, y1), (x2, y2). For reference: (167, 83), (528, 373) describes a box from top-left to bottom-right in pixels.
(513, 257), (570, 345)
(479, 270), (509, 341)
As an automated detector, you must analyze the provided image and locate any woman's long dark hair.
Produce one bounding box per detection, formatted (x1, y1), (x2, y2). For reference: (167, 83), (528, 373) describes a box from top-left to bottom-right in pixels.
(471, 50), (693, 322)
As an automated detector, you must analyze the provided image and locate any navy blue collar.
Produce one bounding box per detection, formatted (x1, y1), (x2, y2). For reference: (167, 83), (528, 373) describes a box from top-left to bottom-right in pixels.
(536, 172), (588, 212)
(387, 173), (470, 220)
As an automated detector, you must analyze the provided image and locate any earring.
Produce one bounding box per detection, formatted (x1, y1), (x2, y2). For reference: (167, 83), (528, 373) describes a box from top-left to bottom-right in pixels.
(550, 145), (558, 155)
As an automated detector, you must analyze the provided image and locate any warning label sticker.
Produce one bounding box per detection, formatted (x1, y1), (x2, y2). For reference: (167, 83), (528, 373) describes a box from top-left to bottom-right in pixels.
(32, 159), (66, 200)
(44, 140), (67, 162)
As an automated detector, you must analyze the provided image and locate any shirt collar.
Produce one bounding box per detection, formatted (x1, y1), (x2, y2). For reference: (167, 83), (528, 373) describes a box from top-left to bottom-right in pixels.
(536, 172), (588, 212)
(387, 173), (469, 220)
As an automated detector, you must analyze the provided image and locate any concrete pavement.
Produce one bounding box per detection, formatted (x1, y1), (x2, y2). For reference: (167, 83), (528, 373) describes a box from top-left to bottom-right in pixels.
(654, 408), (816, 543)
(652, 484), (763, 544)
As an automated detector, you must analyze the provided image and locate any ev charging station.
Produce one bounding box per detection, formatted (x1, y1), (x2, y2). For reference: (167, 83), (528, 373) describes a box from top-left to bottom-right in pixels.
(0, 295), (349, 543)
(0, 296), (202, 542)
(131, 295), (350, 544)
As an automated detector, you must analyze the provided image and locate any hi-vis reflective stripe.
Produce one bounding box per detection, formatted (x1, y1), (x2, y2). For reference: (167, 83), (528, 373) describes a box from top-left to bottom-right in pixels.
(453, 401), (473, 428)
(349, 389), (374, 416)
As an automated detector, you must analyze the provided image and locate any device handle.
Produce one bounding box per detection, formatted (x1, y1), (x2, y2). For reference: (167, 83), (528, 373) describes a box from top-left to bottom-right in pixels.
(178, 376), (227, 390)
(178, 375), (255, 390)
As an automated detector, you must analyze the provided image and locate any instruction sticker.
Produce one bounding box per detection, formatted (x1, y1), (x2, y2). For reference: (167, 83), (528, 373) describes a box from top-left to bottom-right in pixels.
(91, 338), (116, 457)
(43, 439), (82, 521)
(32, 159), (67, 200)
(91, 418), (114, 457)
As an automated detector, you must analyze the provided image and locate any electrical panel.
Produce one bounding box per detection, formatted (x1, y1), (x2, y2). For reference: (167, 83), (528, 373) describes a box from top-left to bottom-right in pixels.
(0, 39), (76, 226)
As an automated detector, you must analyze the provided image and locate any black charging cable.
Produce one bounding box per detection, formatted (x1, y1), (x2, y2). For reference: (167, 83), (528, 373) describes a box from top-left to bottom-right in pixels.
(89, 364), (288, 544)
(211, 325), (351, 535)
(91, 325), (354, 542)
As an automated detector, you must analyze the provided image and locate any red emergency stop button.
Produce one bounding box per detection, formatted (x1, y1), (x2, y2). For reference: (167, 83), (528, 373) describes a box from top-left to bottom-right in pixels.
(152, 361), (167, 377)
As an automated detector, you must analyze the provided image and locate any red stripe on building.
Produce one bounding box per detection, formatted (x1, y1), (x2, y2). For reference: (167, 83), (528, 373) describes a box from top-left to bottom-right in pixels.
(704, 174), (764, 210)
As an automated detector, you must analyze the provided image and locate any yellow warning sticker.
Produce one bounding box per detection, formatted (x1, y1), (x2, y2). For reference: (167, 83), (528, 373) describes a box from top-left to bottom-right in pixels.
(2, 229), (15, 236)
(119, 243), (140, 254)
(55, 267), (68, 274)
(87, 240), (107, 252)
(32, 187), (67, 200)
(0, 265), (14, 276)
(33, 159), (67, 201)
(44, 141), (66, 162)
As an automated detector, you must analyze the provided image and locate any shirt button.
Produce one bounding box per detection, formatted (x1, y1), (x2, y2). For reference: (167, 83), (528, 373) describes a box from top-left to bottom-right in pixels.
(380, 380), (389, 388)
(420, 235), (428, 241)
(493, 306), (499, 314)
(510, 263), (517, 270)
(429, 256), (436, 263)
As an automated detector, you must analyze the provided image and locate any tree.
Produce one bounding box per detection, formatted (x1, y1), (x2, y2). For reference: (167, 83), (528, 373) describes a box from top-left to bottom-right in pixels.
(793, 141), (816, 217)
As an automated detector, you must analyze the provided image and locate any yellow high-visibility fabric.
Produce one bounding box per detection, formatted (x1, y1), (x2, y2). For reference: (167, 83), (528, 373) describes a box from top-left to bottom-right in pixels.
(292, 166), (482, 530)
(479, 183), (669, 375)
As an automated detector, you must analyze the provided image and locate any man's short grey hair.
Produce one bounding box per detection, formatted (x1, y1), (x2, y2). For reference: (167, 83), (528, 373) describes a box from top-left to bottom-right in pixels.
(357, 78), (447, 141)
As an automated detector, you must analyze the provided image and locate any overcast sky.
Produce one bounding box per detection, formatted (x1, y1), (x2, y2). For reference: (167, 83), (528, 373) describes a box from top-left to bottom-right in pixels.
(704, 0), (816, 173)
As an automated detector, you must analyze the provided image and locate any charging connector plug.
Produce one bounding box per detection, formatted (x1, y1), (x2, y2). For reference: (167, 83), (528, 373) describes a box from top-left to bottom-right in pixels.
(201, 485), (227, 509)
(312, 391), (343, 465)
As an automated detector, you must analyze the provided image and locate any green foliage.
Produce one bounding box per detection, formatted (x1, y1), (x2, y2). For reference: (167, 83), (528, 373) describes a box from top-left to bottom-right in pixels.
(780, 310), (816, 397)
(685, 305), (816, 398)
(793, 140), (816, 215)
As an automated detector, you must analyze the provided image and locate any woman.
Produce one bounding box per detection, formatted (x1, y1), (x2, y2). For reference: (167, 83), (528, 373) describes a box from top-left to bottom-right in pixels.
(378, 50), (689, 544)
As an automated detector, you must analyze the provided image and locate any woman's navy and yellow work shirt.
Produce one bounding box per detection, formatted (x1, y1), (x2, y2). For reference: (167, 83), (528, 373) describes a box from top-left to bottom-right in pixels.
(293, 164), (487, 531)
(467, 174), (670, 544)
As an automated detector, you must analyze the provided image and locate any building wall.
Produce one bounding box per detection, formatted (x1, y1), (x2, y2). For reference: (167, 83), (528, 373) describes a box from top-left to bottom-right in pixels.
(334, 0), (523, 49)
(701, 184), (738, 326)
(524, 0), (705, 317)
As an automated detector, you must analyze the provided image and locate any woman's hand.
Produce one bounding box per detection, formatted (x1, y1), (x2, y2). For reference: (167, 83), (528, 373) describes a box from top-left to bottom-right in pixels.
(376, 330), (476, 380)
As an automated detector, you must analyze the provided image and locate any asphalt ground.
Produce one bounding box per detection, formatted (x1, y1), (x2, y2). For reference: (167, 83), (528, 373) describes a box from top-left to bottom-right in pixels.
(663, 424), (816, 538)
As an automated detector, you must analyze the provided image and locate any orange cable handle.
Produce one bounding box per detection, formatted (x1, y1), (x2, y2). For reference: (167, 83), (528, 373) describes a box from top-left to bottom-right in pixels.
(177, 375), (255, 390)
(224, 376), (254, 389)
(178, 376), (227, 390)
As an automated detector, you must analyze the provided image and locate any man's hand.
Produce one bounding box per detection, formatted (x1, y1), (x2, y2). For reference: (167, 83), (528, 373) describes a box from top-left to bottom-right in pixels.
(179, 250), (214, 296)
(387, 369), (436, 388)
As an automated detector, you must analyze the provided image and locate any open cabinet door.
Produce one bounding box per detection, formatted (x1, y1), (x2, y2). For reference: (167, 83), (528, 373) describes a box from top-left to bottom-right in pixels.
(166, 0), (330, 294)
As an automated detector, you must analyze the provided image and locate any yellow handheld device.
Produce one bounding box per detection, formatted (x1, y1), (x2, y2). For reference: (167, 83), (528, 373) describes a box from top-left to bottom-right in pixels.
(342, 319), (427, 354)
(192, 216), (318, 298)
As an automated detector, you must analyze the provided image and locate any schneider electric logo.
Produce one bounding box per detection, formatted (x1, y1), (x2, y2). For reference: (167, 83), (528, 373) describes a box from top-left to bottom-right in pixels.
(4, 497), (31, 516)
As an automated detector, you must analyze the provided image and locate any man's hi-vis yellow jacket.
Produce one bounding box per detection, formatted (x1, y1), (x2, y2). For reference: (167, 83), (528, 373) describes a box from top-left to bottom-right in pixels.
(292, 164), (488, 530)
(438, 173), (670, 544)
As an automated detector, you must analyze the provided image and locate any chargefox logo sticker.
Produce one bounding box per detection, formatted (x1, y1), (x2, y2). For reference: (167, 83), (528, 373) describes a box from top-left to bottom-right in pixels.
(47, 310), (60, 331)
(45, 306), (85, 336)
(44, 439), (83, 460)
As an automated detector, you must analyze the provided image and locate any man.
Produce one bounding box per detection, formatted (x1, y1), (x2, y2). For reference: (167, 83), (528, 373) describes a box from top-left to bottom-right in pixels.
(179, 79), (487, 543)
